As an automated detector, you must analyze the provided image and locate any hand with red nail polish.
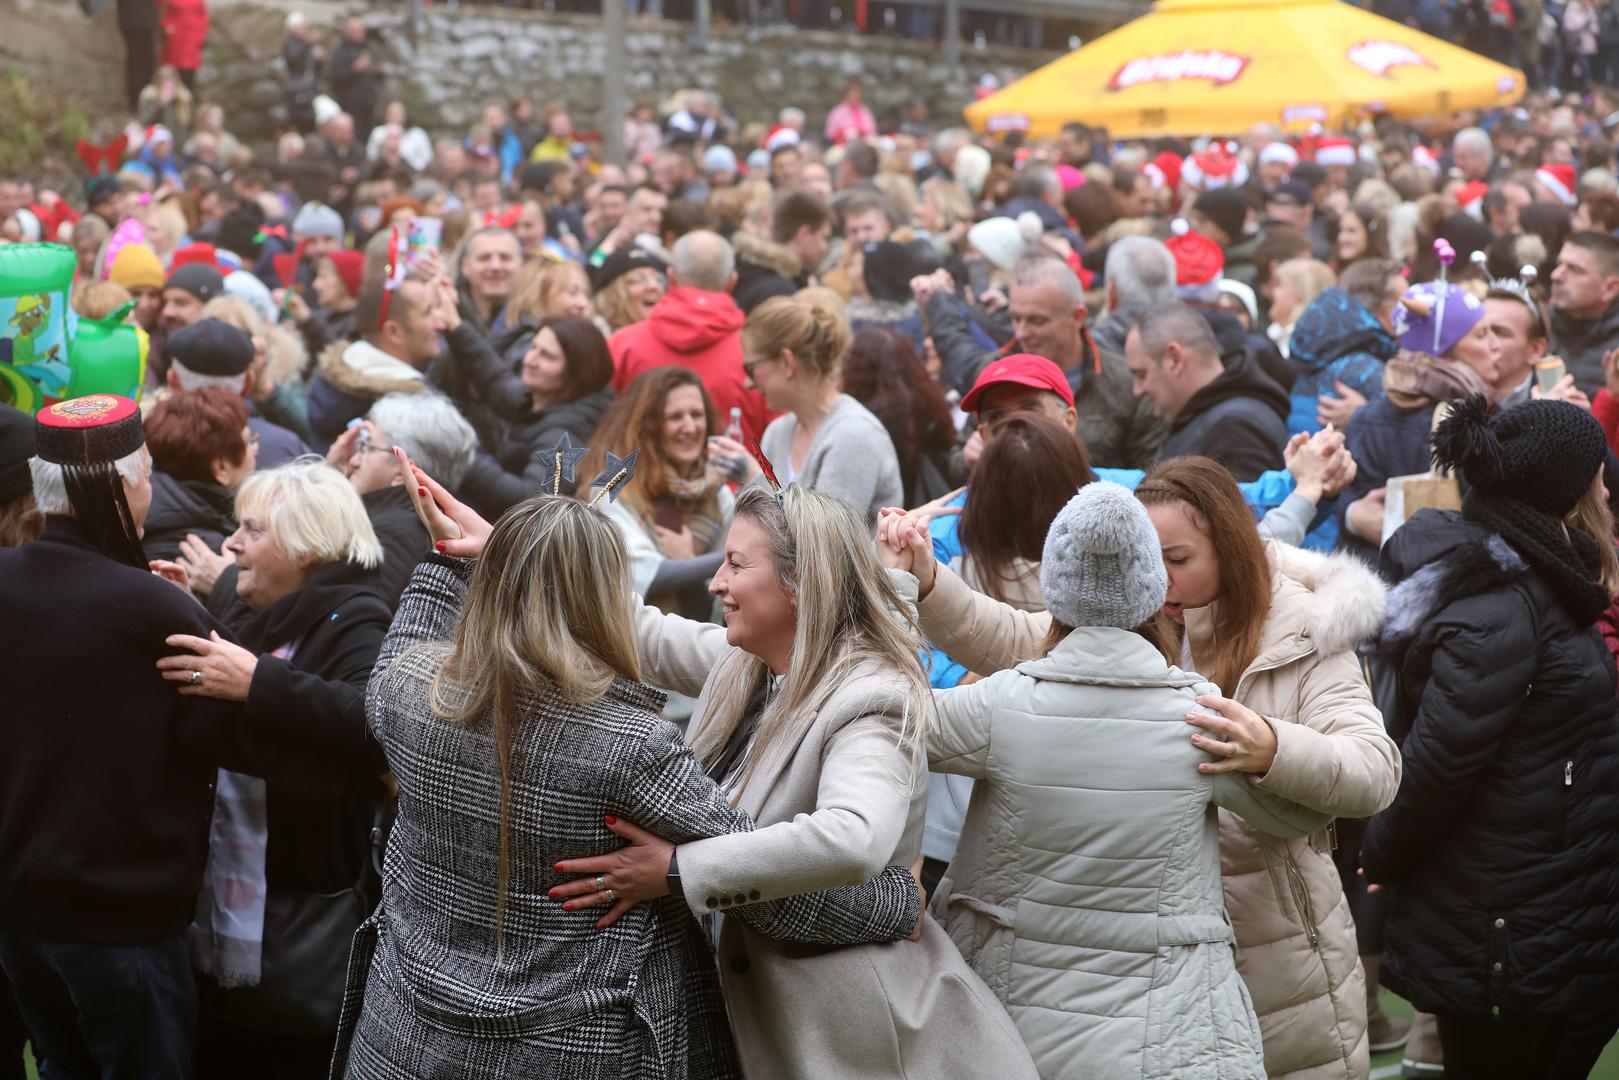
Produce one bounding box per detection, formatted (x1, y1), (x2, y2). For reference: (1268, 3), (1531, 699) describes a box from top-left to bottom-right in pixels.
(550, 816), (675, 927)
(395, 446), (492, 558)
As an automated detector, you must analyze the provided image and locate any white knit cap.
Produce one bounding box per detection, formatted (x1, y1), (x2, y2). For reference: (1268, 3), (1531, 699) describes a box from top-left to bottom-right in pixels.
(1040, 482), (1168, 631)
(1259, 142), (1299, 168)
(966, 212), (1042, 272)
(313, 95), (342, 128)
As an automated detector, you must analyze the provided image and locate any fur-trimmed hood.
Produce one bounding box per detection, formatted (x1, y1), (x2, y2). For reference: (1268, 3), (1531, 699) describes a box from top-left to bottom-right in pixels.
(732, 231), (802, 280)
(1264, 541), (1389, 659)
(315, 339), (430, 400)
(1378, 508), (1526, 654)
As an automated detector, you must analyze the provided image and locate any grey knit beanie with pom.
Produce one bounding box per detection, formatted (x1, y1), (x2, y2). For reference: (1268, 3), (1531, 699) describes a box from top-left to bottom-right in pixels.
(1040, 481), (1168, 630)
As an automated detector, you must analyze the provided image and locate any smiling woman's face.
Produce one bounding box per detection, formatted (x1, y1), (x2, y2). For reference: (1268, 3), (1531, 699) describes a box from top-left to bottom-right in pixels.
(1146, 500), (1221, 623)
(709, 514), (797, 671)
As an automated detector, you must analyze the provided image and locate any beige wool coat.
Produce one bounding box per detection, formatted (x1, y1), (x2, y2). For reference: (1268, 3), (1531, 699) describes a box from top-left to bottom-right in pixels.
(633, 593), (1039, 1080)
(917, 543), (1401, 1080)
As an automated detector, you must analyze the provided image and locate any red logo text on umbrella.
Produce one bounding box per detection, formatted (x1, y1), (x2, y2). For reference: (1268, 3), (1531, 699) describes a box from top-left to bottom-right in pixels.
(1107, 50), (1250, 92)
(1346, 40), (1434, 77)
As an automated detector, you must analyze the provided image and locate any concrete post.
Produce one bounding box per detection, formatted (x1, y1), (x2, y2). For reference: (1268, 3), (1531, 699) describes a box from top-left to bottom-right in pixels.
(602, 0), (627, 166)
(943, 0), (960, 68)
(693, 0), (710, 49)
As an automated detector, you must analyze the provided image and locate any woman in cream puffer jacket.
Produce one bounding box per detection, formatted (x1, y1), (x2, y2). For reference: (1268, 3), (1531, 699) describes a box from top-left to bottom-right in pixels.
(914, 527), (1400, 1079)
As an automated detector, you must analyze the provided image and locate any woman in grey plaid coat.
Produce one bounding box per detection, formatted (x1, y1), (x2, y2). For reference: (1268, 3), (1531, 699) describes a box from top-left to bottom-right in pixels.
(333, 489), (923, 1079)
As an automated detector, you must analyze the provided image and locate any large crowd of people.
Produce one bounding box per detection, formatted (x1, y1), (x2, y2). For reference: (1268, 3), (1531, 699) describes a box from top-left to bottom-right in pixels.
(5, 9), (1619, 1079)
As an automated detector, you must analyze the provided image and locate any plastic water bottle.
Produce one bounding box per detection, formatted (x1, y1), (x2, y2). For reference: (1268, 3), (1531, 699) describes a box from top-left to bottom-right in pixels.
(724, 406), (744, 442)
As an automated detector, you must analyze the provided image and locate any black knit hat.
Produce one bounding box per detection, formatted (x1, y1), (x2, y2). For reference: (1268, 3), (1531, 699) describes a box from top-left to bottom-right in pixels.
(167, 318), (255, 378)
(217, 204), (267, 260)
(593, 246), (666, 293)
(1433, 395), (1612, 625)
(0, 403), (34, 503)
(165, 262), (225, 303)
(861, 239), (939, 304)
(1192, 187), (1250, 242)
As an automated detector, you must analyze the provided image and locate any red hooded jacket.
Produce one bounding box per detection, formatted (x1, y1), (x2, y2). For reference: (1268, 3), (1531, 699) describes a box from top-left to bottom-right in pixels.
(609, 286), (771, 441)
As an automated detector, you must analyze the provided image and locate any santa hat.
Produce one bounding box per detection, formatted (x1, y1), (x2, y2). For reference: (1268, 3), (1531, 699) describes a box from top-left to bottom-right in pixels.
(1411, 144), (1441, 176)
(1259, 142), (1299, 168)
(1455, 179), (1490, 218)
(1537, 164), (1578, 207)
(1166, 220), (1225, 303)
(1143, 151), (1183, 193)
(1181, 142), (1249, 191)
(323, 249), (365, 299)
(1314, 136), (1356, 168)
(764, 124), (801, 151)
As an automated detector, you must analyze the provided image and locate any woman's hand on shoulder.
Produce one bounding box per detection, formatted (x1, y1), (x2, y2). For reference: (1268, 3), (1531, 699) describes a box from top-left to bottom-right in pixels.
(156, 630), (258, 702)
(1187, 694), (1278, 777)
(551, 815), (674, 930)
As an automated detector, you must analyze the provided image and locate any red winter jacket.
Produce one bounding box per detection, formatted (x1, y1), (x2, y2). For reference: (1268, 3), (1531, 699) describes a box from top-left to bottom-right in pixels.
(159, 0), (209, 72)
(609, 286), (771, 442)
(1593, 388), (1619, 455)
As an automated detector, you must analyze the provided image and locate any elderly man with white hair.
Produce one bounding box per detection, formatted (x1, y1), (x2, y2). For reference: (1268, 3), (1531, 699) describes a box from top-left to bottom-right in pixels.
(1452, 126), (1501, 184)
(165, 317), (312, 468)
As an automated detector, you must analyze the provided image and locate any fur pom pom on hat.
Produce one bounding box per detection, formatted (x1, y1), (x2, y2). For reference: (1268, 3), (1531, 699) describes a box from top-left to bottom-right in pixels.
(1040, 482), (1168, 631)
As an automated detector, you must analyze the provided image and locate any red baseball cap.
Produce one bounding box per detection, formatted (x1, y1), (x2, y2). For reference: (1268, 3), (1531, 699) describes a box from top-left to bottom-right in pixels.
(960, 353), (1076, 414)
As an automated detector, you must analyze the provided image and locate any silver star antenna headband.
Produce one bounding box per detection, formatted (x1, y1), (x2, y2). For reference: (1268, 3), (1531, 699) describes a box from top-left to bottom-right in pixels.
(534, 432), (590, 496)
(589, 449), (641, 506)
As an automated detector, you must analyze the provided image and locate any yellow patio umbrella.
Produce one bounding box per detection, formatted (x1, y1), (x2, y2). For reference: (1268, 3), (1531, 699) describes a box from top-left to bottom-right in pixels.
(965, 0), (1526, 139)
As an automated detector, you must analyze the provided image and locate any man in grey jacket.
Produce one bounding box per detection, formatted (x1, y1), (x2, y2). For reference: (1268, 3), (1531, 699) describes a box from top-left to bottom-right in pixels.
(1548, 230), (1619, 394)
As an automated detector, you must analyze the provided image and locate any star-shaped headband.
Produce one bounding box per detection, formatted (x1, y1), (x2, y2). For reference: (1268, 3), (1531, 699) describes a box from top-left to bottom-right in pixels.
(589, 449), (641, 506)
(534, 432), (590, 496)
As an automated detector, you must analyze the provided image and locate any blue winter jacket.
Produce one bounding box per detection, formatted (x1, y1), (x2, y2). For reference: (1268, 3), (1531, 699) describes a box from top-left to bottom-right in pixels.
(1287, 288), (1396, 439)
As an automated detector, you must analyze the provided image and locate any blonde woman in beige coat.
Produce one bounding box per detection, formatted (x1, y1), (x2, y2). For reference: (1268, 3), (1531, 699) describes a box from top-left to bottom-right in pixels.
(434, 479), (1037, 1080)
(883, 457), (1400, 1080)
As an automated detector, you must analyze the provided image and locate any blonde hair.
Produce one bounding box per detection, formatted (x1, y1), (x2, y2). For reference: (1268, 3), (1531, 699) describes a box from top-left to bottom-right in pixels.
(426, 496), (643, 947)
(920, 178), (973, 232)
(1275, 258), (1337, 313)
(743, 295), (850, 384)
(1569, 471), (1619, 599)
(872, 173), (918, 222)
(688, 486), (931, 793)
(235, 460), (383, 571)
(203, 295), (311, 390)
(593, 269), (660, 333)
(72, 280), (133, 320)
(503, 258), (590, 326)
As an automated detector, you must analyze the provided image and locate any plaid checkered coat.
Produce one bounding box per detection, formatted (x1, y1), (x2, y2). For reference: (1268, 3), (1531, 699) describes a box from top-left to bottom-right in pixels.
(332, 555), (920, 1080)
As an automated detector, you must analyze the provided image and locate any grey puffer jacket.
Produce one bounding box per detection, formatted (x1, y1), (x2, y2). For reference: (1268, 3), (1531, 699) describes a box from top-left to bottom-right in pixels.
(929, 622), (1332, 1080)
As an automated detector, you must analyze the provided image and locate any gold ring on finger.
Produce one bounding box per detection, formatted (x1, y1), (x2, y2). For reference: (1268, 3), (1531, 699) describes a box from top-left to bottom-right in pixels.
(602, 888), (617, 902)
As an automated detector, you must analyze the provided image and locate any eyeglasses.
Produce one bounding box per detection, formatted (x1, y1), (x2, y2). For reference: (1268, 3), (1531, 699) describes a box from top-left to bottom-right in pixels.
(356, 428), (394, 456)
(742, 356), (773, 381)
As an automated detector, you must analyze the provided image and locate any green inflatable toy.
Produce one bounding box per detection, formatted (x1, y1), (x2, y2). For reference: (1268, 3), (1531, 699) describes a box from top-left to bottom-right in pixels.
(68, 302), (149, 400)
(0, 243), (77, 413)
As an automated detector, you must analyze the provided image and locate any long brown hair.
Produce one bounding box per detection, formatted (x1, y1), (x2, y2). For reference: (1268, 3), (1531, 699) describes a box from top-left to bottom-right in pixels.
(839, 326), (956, 506)
(579, 367), (715, 514)
(1134, 457), (1272, 695)
(959, 414), (1095, 603)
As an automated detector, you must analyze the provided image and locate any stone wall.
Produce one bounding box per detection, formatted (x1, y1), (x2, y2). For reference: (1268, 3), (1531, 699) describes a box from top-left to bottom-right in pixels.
(4, 0), (1056, 148)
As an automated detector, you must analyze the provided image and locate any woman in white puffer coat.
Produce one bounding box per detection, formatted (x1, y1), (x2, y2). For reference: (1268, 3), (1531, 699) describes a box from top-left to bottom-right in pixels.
(886, 457), (1401, 1080)
(883, 482), (1330, 1079)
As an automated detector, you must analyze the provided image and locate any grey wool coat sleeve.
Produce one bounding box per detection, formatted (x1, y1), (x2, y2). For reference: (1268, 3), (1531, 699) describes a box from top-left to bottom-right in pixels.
(618, 722), (921, 947)
(374, 556), (920, 948)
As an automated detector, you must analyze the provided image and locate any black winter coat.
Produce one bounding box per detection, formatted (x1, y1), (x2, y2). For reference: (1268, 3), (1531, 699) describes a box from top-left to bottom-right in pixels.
(1363, 510), (1619, 1019)
(1335, 396), (1437, 564)
(1155, 352), (1290, 481)
(144, 471), (236, 564)
(442, 323), (613, 518)
(227, 560), (392, 895)
(360, 485), (430, 610)
(0, 518), (266, 943)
